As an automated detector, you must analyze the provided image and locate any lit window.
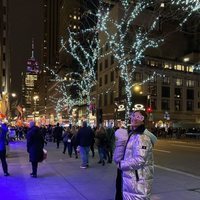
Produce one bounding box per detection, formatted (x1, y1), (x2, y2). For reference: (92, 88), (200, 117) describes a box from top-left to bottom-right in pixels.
(186, 66), (193, 72)
(150, 61), (155, 66)
(174, 64), (184, 71)
(186, 80), (195, 87)
(164, 63), (172, 69)
(175, 78), (182, 86)
(174, 100), (181, 111)
(164, 64), (169, 69)
(184, 57), (190, 62)
(160, 3), (165, 7)
(162, 76), (170, 85)
(73, 15), (77, 20)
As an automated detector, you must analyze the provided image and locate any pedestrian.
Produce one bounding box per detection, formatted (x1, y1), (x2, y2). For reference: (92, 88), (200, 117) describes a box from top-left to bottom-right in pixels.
(27, 121), (44, 178)
(47, 124), (53, 142)
(62, 127), (73, 157)
(76, 121), (93, 169)
(62, 127), (69, 154)
(113, 120), (128, 200)
(105, 125), (115, 163)
(40, 125), (47, 145)
(53, 123), (63, 149)
(0, 123), (10, 176)
(95, 126), (107, 166)
(71, 126), (78, 159)
(90, 127), (95, 158)
(116, 110), (157, 200)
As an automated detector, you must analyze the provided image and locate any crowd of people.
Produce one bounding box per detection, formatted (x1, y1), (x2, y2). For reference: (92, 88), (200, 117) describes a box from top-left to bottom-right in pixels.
(0, 110), (159, 199)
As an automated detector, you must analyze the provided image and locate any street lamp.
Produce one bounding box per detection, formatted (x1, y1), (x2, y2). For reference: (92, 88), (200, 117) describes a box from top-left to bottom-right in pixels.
(132, 84), (143, 95)
(33, 95), (39, 121)
(11, 93), (16, 98)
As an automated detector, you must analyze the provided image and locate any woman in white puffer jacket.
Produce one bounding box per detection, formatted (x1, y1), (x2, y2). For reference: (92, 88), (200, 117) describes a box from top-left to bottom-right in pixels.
(116, 110), (157, 200)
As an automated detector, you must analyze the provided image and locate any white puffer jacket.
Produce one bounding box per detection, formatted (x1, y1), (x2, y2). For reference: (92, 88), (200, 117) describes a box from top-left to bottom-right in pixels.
(120, 129), (157, 200)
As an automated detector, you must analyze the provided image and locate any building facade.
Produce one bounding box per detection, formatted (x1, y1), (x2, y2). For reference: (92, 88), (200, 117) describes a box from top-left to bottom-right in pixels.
(96, 1), (200, 128)
(36, 1), (200, 129)
(0, 0), (11, 120)
(38, 0), (99, 124)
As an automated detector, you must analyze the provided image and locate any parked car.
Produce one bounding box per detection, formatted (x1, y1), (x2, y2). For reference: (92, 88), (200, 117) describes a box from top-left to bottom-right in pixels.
(185, 128), (200, 139)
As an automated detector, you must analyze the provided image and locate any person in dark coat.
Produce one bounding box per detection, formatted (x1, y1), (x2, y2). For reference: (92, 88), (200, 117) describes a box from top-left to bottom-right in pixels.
(53, 123), (63, 149)
(90, 128), (95, 157)
(62, 127), (71, 155)
(27, 121), (44, 178)
(76, 121), (93, 168)
(71, 126), (78, 159)
(0, 123), (10, 176)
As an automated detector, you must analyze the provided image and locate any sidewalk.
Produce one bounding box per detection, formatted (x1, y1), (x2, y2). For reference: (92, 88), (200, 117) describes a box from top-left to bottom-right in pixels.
(1, 140), (199, 200)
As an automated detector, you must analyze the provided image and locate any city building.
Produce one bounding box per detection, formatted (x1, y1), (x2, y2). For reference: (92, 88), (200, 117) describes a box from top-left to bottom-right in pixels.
(0, 0), (11, 121)
(38, 0), (99, 125)
(21, 39), (40, 120)
(36, 1), (200, 129)
(96, 1), (200, 128)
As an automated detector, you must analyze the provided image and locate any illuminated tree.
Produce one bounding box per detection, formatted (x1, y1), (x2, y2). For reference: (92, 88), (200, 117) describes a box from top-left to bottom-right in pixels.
(98, 0), (200, 124)
(60, 1), (112, 123)
(48, 0), (199, 125)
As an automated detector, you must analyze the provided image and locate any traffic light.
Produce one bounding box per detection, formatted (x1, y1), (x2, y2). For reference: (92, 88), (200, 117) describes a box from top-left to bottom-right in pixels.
(147, 107), (152, 113)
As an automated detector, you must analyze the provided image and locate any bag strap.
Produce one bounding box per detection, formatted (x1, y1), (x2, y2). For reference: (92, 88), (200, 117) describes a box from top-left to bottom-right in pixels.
(122, 130), (140, 182)
(122, 131), (133, 160)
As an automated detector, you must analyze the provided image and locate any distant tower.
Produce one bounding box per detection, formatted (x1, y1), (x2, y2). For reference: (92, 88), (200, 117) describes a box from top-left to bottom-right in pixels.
(26, 38), (40, 73)
(22, 39), (40, 116)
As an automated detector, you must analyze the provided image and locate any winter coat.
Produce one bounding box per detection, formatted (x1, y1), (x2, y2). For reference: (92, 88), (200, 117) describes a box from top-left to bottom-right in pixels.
(53, 126), (63, 140)
(76, 126), (93, 147)
(120, 128), (157, 200)
(113, 128), (128, 164)
(95, 129), (107, 147)
(0, 124), (8, 151)
(27, 126), (44, 162)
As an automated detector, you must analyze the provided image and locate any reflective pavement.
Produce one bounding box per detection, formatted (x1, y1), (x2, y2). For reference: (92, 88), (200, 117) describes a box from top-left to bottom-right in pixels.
(0, 140), (199, 200)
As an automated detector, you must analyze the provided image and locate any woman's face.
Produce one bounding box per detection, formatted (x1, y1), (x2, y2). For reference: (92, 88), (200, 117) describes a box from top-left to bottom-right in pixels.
(131, 112), (144, 129)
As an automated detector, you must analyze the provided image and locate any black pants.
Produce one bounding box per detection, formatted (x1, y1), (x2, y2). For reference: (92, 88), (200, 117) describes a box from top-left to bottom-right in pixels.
(31, 162), (38, 175)
(67, 143), (72, 157)
(73, 145), (78, 158)
(0, 150), (8, 173)
(115, 168), (122, 200)
(63, 142), (67, 153)
(56, 139), (60, 148)
(90, 144), (95, 157)
(106, 147), (113, 163)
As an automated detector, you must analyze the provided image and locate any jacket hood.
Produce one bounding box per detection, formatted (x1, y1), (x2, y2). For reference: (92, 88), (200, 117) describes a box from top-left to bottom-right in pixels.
(144, 129), (157, 145)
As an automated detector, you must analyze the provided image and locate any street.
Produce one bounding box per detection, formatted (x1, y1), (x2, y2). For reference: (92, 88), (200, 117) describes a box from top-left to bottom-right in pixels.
(154, 139), (200, 177)
(0, 138), (199, 200)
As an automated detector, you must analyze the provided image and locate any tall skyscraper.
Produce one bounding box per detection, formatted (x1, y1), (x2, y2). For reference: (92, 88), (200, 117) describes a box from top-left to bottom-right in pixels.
(0, 0), (11, 119)
(22, 39), (40, 117)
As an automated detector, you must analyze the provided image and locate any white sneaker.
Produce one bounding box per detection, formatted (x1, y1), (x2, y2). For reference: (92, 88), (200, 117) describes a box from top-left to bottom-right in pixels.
(80, 166), (87, 169)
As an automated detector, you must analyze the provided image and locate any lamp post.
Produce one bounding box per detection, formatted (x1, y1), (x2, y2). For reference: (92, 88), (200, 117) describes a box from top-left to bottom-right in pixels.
(33, 95), (39, 121)
(11, 93), (16, 98)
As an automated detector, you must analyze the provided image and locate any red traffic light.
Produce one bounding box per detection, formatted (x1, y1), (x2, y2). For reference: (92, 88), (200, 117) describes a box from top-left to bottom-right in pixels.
(147, 107), (152, 113)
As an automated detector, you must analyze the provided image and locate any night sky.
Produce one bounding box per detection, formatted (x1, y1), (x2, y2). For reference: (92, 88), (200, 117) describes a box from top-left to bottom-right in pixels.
(9, 0), (43, 96)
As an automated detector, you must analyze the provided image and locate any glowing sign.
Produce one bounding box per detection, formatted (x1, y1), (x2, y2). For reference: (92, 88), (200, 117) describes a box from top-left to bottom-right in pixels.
(132, 104), (145, 111)
(116, 104), (145, 112)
